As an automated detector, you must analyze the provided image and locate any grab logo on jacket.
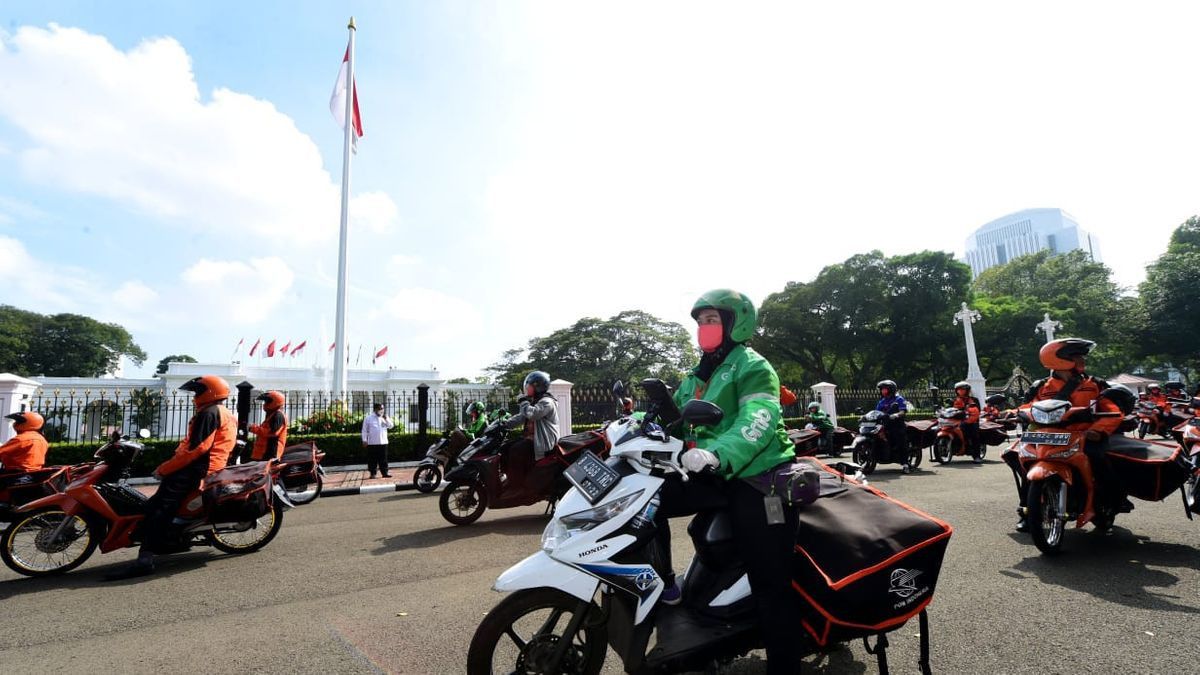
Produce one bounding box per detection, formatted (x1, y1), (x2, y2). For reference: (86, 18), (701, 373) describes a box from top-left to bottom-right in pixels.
(741, 408), (773, 443)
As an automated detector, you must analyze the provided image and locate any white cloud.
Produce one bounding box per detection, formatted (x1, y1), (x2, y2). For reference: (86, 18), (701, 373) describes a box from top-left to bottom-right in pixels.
(179, 257), (295, 323)
(0, 24), (399, 245)
(112, 280), (158, 313)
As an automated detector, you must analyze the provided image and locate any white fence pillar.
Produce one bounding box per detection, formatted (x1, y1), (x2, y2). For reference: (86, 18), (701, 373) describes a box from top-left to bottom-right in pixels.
(549, 379), (574, 437)
(0, 373), (42, 443)
(810, 382), (838, 421)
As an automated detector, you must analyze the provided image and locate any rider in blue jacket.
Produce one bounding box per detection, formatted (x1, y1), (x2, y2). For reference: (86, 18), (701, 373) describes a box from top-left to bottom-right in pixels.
(875, 379), (911, 468)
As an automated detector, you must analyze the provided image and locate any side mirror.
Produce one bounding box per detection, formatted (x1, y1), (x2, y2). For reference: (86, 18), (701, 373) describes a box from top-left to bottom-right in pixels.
(680, 399), (724, 427)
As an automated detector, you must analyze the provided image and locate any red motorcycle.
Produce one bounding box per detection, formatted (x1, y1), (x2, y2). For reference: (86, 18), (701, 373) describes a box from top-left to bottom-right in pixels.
(277, 442), (326, 505)
(438, 416), (611, 526)
(931, 407), (983, 464)
(1174, 414), (1200, 514)
(0, 463), (78, 523)
(1134, 400), (1173, 439)
(1, 431), (291, 577)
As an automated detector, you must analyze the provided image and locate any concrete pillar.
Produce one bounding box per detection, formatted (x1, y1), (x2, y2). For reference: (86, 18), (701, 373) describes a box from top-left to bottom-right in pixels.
(810, 382), (838, 421)
(0, 373), (43, 443)
(549, 379), (574, 437)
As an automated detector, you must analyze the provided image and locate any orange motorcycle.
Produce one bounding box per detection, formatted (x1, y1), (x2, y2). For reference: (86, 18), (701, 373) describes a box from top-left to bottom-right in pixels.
(1014, 396), (1194, 555)
(931, 407), (983, 464)
(1174, 414), (1200, 514)
(1134, 400), (1173, 439)
(1, 431), (290, 577)
(0, 463), (79, 524)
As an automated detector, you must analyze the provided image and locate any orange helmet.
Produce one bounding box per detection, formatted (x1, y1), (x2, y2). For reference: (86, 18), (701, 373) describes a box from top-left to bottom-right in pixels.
(179, 375), (230, 407)
(5, 411), (44, 433)
(1038, 338), (1095, 371)
(256, 390), (285, 411)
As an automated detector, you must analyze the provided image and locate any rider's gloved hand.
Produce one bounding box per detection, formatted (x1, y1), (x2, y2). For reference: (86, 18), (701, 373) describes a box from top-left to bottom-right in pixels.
(681, 448), (719, 473)
(889, 412), (904, 420)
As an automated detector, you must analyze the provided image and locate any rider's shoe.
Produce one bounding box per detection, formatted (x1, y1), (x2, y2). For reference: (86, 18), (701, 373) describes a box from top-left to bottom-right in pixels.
(1117, 498), (1135, 513)
(1015, 517), (1028, 532)
(660, 581), (682, 606)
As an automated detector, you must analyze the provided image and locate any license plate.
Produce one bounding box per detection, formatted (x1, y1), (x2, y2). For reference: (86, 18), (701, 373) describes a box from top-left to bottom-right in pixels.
(564, 451), (620, 504)
(1020, 432), (1071, 446)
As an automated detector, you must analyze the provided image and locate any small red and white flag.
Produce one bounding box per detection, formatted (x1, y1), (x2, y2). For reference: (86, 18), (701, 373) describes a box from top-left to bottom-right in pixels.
(373, 345), (388, 364)
(330, 46), (363, 151)
(280, 341), (292, 356)
(266, 339), (277, 358)
(291, 340), (307, 357)
(249, 338), (261, 357)
(328, 341), (336, 352)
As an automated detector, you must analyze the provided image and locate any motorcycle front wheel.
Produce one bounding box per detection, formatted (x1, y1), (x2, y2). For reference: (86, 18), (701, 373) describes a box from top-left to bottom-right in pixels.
(1137, 422), (1148, 439)
(413, 465), (443, 493)
(1, 508), (99, 576)
(852, 441), (877, 475)
(287, 475), (323, 505)
(1027, 478), (1066, 555)
(208, 500), (284, 554)
(440, 479), (487, 525)
(466, 587), (607, 675)
(934, 436), (954, 464)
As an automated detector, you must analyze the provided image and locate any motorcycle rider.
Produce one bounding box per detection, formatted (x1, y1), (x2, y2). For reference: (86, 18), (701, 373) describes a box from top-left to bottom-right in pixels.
(807, 401), (837, 456)
(652, 289), (800, 675)
(950, 381), (983, 462)
(1145, 383), (1169, 418)
(105, 375), (237, 580)
(499, 371), (559, 494)
(876, 379), (911, 468)
(464, 401), (489, 439)
(0, 412), (48, 473)
(1007, 338), (1124, 532)
(248, 390), (288, 461)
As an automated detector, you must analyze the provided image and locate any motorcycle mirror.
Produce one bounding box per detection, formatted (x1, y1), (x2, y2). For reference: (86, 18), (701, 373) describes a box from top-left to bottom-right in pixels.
(680, 399), (724, 427)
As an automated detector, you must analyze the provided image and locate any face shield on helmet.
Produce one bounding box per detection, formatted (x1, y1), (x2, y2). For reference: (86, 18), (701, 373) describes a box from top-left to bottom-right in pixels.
(1039, 338), (1096, 371)
(523, 371), (551, 398)
(256, 390), (285, 411)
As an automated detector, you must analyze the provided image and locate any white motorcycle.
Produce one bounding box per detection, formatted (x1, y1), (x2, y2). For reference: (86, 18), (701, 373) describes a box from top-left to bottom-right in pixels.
(466, 379), (856, 674)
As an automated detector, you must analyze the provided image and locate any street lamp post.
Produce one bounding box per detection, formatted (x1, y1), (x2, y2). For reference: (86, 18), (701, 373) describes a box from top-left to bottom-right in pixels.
(953, 302), (987, 397)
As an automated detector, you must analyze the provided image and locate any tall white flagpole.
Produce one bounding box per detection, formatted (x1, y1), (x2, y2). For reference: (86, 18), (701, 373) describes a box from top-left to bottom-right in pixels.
(332, 16), (356, 402)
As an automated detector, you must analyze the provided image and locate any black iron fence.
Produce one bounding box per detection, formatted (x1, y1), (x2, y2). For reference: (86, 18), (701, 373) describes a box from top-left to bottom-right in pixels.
(26, 385), (513, 443)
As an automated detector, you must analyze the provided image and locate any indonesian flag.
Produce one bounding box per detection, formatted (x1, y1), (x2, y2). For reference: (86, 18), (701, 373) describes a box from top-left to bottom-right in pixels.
(330, 46), (363, 151)
(374, 345), (388, 363)
(266, 339), (277, 358)
(291, 340), (307, 357)
(280, 341), (292, 356)
(328, 341), (336, 352)
(249, 338), (261, 357)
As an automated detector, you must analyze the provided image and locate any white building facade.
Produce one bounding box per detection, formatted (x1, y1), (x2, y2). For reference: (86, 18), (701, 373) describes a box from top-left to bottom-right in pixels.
(963, 208), (1102, 278)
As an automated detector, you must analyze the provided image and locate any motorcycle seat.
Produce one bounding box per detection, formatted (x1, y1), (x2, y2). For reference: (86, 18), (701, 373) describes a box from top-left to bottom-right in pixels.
(687, 510), (734, 547)
(556, 431), (604, 456)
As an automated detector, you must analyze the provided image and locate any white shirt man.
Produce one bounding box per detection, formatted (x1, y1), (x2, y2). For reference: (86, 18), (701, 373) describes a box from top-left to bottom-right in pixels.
(362, 404), (394, 478)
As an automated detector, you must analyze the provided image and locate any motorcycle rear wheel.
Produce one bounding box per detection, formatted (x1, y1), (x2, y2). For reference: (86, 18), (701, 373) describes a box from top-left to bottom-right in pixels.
(208, 500), (284, 554)
(934, 437), (954, 464)
(1027, 478), (1066, 555)
(413, 465), (443, 494)
(1, 508), (98, 577)
(287, 475), (323, 505)
(440, 479), (487, 525)
(466, 587), (607, 675)
(1137, 422), (1148, 439)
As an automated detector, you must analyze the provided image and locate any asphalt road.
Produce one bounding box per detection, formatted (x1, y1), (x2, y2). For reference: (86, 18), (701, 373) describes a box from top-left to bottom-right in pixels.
(0, 454), (1197, 674)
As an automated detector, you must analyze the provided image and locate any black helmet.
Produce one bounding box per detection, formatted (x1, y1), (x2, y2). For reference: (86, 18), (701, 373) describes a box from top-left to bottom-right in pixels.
(1098, 384), (1137, 415)
(985, 393), (1007, 406)
(523, 371), (551, 397)
(877, 380), (898, 396)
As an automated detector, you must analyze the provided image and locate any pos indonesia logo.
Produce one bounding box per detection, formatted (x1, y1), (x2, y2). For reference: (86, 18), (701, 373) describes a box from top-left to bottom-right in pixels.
(888, 568), (923, 598)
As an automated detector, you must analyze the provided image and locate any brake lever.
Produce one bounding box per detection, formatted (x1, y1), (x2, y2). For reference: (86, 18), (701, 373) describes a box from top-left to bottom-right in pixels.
(652, 457), (689, 482)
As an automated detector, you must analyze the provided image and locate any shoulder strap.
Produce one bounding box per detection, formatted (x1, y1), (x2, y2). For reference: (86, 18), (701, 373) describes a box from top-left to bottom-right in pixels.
(1053, 375), (1083, 402)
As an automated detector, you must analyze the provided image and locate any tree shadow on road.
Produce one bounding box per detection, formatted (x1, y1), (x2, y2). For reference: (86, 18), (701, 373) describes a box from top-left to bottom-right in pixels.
(370, 514), (548, 555)
(0, 551), (217, 599)
(1007, 527), (1200, 615)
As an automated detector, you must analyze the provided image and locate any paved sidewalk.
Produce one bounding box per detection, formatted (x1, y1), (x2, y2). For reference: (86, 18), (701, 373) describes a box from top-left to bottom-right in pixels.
(130, 461), (431, 498)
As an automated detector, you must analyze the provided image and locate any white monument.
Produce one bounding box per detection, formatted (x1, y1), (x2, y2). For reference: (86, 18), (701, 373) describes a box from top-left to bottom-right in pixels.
(1035, 313), (1062, 343)
(953, 302), (987, 397)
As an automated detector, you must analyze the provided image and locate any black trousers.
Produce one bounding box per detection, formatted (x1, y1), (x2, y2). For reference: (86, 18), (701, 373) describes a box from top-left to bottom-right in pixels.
(962, 422), (980, 453)
(141, 456), (208, 554)
(500, 438), (534, 484)
(653, 473), (801, 675)
(366, 444), (389, 476)
(884, 419), (909, 459)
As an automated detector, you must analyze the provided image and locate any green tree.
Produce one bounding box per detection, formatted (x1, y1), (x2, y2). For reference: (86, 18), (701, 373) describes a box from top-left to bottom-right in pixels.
(488, 310), (696, 388)
(155, 354), (197, 375)
(0, 306), (146, 377)
(1136, 216), (1200, 379)
(757, 251), (971, 388)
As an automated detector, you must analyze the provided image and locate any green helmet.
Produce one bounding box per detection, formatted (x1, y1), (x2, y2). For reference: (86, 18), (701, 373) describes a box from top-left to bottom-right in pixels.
(691, 289), (757, 343)
(471, 401), (485, 414)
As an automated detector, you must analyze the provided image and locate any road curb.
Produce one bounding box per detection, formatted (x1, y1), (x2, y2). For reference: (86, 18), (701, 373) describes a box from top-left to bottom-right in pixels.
(321, 481), (422, 498)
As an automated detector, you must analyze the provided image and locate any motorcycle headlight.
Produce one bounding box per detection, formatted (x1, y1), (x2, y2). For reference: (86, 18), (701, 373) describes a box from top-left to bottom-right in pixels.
(560, 490), (645, 531)
(1030, 406), (1067, 425)
(542, 518), (571, 552)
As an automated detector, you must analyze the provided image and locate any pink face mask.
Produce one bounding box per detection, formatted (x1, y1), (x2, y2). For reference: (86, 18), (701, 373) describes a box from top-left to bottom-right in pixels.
(697, 324), (724, 353)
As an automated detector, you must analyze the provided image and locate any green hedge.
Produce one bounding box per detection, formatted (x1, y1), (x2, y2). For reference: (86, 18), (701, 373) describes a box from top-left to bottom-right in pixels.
(46, 432), (444, 478)
(570, 412), (935, 435)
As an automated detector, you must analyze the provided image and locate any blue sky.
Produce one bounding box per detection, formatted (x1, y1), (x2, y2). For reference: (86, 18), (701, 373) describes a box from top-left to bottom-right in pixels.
(2, 2), (1199, 381)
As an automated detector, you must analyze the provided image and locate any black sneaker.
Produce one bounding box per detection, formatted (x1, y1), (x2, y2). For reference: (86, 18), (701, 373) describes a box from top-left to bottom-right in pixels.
(1015, 517), (1028, 532)
(1118, 498), (1134, 513)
